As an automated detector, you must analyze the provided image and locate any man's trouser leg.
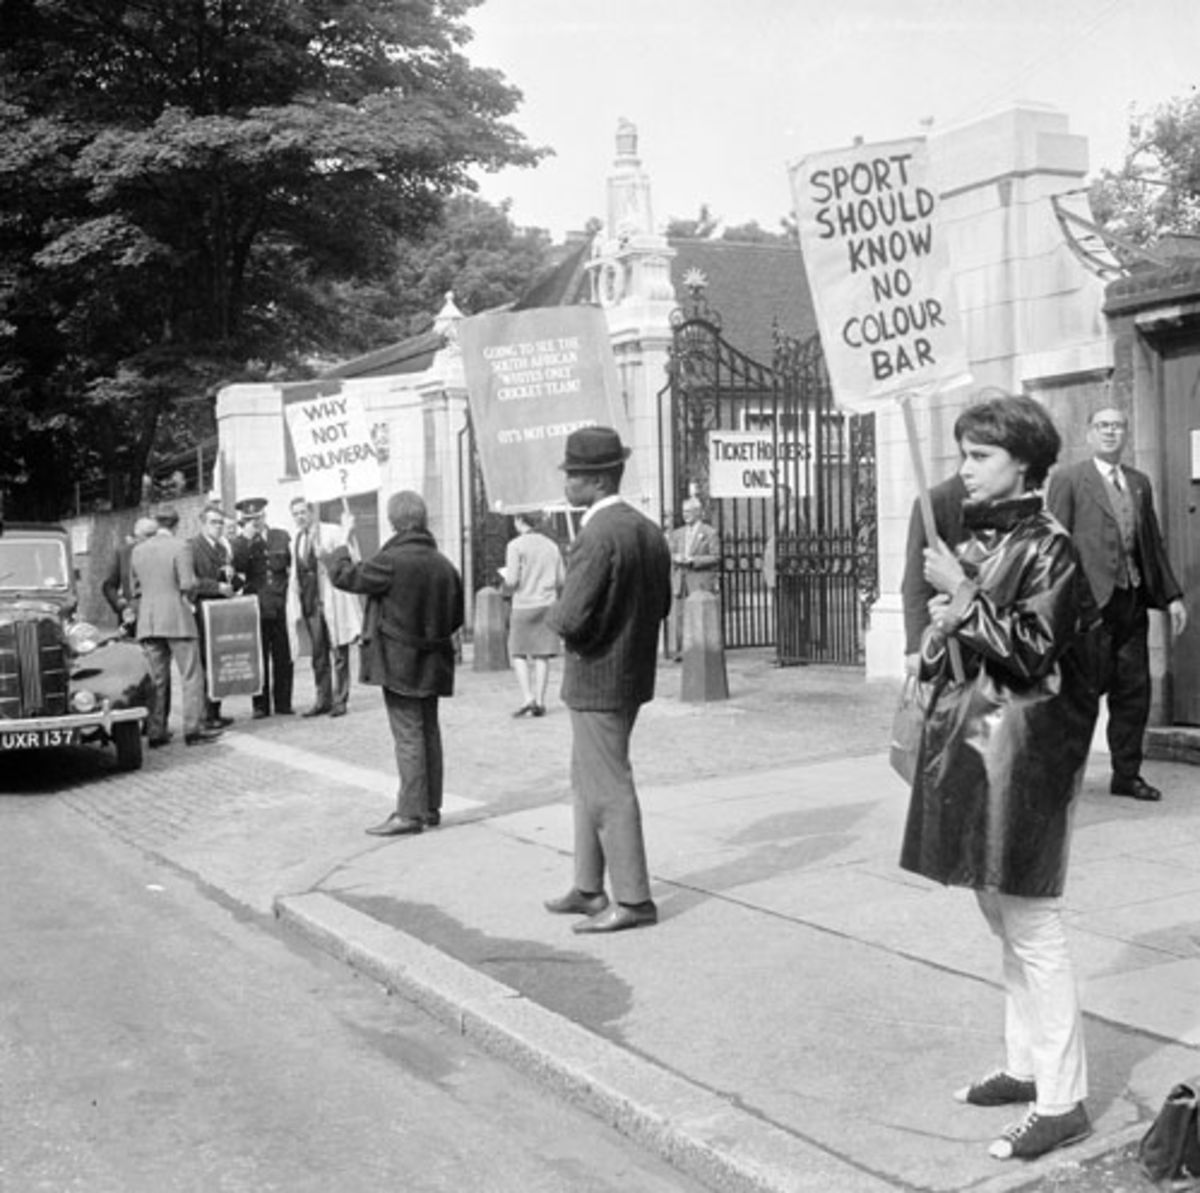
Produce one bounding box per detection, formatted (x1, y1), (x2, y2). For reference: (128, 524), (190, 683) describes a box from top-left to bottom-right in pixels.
(569, 707), (651, 904)
(170, 638), (205, 737)
(142, 638), (170, 740)
(1102, 588), (1151, 780)
(307, 611), (333, 709)
(383, 689), (430, 819)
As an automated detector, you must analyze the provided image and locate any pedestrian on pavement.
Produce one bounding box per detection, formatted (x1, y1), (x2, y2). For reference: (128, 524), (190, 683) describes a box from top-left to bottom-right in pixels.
(325, 491), (463, 837)
(1046, 406), (1188, 802)
(500, 510), (564, 717)
(286, 497), (363, 718)
(544, 426), (672, 934)
(666, 496), (721, 660)
(189, 502), (236, 729)
(130, 507), (221, 747)
(900, 394), (1100, 1162)
(232, 497), (295, 719)
(102, 516), (158, 637)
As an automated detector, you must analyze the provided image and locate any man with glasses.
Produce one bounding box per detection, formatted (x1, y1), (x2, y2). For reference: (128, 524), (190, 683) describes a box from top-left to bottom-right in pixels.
(1048, 407), (1187, 801)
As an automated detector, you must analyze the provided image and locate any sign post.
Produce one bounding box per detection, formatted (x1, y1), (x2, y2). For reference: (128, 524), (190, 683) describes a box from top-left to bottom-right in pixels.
(459, 306), (640, 512)
(284, 385), (380, 504)
(203, 596), (263, 701)
(789, 136), (971, 675)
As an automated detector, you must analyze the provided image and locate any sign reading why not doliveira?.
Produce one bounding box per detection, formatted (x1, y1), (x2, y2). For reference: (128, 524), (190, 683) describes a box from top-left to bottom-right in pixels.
(284, 382), (380, 503)
(459, 306), (639, 512)
(789, 137), (970, 408)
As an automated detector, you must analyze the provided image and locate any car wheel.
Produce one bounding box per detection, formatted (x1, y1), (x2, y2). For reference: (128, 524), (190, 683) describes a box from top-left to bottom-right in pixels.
(113, 721), (143, 771)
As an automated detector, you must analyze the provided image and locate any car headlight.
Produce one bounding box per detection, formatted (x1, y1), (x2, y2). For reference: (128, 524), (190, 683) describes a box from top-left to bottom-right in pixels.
(66, 620), (103, 655)
(71, 689), (98, 713)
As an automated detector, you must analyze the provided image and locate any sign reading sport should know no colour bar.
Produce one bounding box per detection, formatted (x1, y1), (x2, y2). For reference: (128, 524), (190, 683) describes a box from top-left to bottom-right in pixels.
(789, 137), (969, 408)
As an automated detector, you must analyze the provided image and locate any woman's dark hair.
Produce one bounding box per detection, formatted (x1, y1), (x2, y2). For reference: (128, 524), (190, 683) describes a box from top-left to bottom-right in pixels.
(953, 393), (1061, 489)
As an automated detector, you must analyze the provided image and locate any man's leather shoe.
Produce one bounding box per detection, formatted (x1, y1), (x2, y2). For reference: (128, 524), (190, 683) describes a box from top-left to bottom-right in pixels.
(184, 728), (223, 745)
(1111, 775), (1162, 801)
(365, 813), (424, 837)
(148, 735), (171, 748)
(252, 708), (270, 720)
(423, 811), (441, 828)
(206, 715), (234, 728)
(302, 705), (330, 718)
(275, 707), (295, 716)
(544, 889), (610, 916)
(573, 902), (658, 934)
(330, 705), (347, 718)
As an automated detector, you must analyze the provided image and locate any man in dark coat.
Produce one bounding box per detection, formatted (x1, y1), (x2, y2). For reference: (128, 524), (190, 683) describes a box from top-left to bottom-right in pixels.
(544, 426), (672, 934)
(103, 517), (158, 636)
(1047, 406), (1188, 802)
(189, 503), (236, 729)
(325, 491), (463, 837)
(232, 497), (294, 719)
(900, 472), (968, 663)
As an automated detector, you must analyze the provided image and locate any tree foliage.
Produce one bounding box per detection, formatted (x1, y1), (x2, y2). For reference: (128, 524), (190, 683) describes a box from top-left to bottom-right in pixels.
(1089, 93), (1200, 254)
(0, 0), (544, 516)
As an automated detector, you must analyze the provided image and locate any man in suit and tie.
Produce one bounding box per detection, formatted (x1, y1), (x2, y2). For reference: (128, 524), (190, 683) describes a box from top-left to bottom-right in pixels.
(1047, 406), (1188, 802)
(666, 496), (721, 659)
(544, 427), (672, 934)
(130, 507), (221, 747)
(189, 503), (236, 729)
(286, 498), (363, 717)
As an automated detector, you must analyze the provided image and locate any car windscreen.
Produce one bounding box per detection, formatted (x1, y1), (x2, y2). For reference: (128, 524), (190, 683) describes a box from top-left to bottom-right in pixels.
(0, 538), (71, 590)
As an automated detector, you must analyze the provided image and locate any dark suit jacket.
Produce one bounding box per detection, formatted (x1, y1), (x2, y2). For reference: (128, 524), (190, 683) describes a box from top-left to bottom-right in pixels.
(901, 473), (968, 654)
(233, 526), (291, 620)
(327, 529), (463, 698)
(102, 540), (136, 617)
(1046, 459), (1182, 610)
(550, 501), (672, 711)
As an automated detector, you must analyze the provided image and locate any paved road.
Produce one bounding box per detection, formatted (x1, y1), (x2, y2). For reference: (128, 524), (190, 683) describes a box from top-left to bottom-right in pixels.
(0, 781), (706, 1193)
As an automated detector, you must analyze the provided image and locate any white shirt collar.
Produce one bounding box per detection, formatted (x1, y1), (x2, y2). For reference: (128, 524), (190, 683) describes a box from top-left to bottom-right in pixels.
(581, 494), (623, 526)
(1093, 457), (1123, 484)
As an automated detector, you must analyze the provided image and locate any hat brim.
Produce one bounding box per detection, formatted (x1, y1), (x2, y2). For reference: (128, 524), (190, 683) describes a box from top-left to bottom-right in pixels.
(558, 447), (632, 472)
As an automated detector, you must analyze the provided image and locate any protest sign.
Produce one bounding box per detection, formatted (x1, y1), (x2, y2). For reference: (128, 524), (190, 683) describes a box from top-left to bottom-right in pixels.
(284, 382), (380, 503)
(708, 430), (810, 499)
(789, 137), (969, 409)
(203, 596), (262, 700)
(459, 306), (638, 511)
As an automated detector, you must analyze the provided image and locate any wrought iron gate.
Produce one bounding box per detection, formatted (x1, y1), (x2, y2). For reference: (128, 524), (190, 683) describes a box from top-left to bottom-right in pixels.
(659, 289), (877, 665)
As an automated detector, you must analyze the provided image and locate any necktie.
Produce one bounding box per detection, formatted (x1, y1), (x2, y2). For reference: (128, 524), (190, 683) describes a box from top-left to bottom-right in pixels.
(1110, 466), (1123, 492)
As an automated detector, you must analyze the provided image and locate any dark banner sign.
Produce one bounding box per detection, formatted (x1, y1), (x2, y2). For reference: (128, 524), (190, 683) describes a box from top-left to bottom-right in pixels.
(458, 306), (638, 512)
(203, 596), (263, 700)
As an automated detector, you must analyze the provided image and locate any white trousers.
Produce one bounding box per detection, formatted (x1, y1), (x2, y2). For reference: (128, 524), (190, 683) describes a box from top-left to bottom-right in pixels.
(975, 891), (1087, 1113)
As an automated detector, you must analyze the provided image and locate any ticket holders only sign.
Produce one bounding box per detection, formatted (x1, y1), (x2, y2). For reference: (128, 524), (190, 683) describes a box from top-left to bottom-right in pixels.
(284, 381), (380, 503)
(459, 306), (636, 511)
(789, 137), (969, 408)
(203, 596), (263, 701)
(708, 430), (810, 499)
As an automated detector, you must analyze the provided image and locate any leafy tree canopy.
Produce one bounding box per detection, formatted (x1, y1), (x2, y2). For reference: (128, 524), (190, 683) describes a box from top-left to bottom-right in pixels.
(1090, 93), (1200, 253)
(0, 0), (545, 516)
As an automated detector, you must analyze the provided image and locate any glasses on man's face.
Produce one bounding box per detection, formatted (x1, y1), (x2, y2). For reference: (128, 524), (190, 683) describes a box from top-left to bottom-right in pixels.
(1093, 421), (1127, 433)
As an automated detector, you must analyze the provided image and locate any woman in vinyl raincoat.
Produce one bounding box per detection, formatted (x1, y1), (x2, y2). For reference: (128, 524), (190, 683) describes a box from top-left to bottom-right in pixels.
(900, 394), (1100, 1163)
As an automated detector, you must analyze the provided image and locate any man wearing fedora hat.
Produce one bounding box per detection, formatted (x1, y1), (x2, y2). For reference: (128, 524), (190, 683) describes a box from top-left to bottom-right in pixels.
(545, 426), (672, 933)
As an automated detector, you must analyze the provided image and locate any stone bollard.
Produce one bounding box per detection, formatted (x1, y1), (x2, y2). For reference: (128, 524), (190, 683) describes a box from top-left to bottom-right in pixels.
(472, 587), (509, 672)
(679, 591), (728, 702)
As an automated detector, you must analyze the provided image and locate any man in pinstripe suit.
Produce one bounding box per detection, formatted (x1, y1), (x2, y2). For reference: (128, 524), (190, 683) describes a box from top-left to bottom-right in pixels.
(544, 427), (672, 934)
